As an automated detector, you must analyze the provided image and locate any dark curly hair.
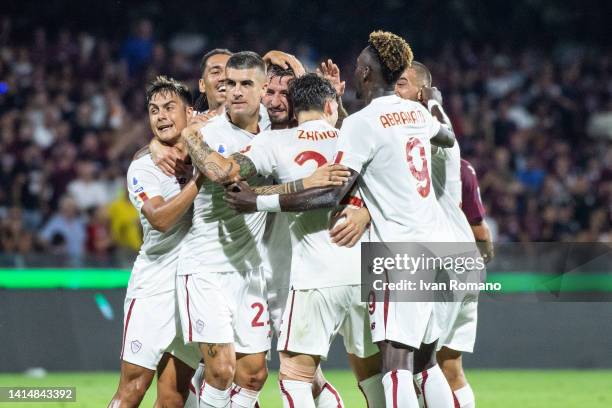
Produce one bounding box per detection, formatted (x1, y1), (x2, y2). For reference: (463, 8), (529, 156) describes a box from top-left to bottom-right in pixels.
(368, 30), (414, 85)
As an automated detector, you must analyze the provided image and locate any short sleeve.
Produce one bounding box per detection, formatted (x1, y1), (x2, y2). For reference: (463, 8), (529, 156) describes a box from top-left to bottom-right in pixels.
(334, 116), (376, 173)
(242, 131), (277, 177)
(127, 161), (163, 212)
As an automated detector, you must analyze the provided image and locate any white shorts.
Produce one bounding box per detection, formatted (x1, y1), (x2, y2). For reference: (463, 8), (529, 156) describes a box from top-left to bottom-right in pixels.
(368, 289), (441, 349)
(121, 291), (201, 370)
(265, 267), (289, 337)
(177, 270), (271, 354)
(436, 300), (478, 353)
(277, 285), (379, 359)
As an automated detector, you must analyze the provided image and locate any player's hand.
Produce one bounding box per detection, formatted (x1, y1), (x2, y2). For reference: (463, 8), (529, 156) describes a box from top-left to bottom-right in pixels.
(317, 59), (346, 97)
(150, 138), (186, 176)
(418, 86), (443, 106)
(263, 50), (306, 77)
(224, 181), (257, 213)
(329, 206), (370, 247)
(477, 241), (495, 264)
(303, 163), (350, 189)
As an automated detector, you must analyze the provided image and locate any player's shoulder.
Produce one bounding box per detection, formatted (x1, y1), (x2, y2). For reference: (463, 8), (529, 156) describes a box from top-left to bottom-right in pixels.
(128, 154), (165, 178)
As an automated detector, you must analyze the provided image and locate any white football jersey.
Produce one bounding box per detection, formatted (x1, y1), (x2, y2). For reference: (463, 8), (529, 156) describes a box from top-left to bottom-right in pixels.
(244, 119), (361, 289)
(336, 95), (453, 243)
(432, 141), (474, 242)
(126, 154), (194, 298)
(178, 113), (270, 275)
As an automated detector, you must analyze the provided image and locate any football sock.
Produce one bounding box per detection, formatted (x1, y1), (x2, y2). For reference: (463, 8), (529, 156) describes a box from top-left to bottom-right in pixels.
(279, 379), (316, 408)
(185, 361), (205, 408)
(230, 383), (260, 407)
(358, 373), (385, 408)
(382, 369), (420, 408)
(413, 365), (455, 408)
(314, 382), (344, 408)
(454, 384), (475, 408)
(200, 382), (231, 408)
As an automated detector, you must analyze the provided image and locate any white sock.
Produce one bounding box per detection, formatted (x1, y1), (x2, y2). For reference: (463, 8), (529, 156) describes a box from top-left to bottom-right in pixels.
(454, 384), (475, 408)
(230, 383), (260, 408)
(413, 365), (454, 408)
(358, 373), (385, 408)
(279, 379), (316, 408)
(185, 362), (205, 408)
(200, 382), (231, 408)
(314, 382), (344, 408)
(382, 370), (419, 408)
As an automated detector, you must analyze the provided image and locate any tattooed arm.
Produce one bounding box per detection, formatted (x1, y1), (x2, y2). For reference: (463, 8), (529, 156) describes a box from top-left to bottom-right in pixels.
(182, 121), (350, 191)
(181, 122), (256, 185)
(225, 170), (360, 212)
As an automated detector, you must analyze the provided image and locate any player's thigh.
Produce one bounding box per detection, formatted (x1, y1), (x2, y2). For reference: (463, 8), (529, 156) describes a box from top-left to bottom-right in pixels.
(347, 352), (382, 382)
(157, 352), (196, 397)
(233, 269), (271, 355)
(121, 293), (177, 370)
(176, 273), (234, 345)
(277, 288), (343, 359)
(279, 350), (320, 381)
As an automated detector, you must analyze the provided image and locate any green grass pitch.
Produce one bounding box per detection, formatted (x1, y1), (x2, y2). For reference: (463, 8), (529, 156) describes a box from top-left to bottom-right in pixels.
(1, 369), (611, 407)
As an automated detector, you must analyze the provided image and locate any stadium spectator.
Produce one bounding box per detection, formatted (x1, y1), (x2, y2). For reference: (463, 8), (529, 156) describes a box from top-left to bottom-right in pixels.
(39, 196), (86, 265)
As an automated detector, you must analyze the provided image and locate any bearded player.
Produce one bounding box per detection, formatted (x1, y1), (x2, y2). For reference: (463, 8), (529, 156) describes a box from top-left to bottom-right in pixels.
(396, 62), (494, 408)
(176, 51), (346, 408)
(225, 31), (460, 408)
(108, 76), (203, 408)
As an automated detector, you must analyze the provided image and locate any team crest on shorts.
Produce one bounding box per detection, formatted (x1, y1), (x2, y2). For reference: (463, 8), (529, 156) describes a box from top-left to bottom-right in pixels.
(131, 340), (142, 353)
(196, 319), (205, 334)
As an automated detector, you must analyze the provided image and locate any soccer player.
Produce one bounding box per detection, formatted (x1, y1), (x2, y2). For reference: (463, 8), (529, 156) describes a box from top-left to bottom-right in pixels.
(225, 31), (459, 408)
(176, 51), (346, 408)
(194, 48), (233, 115)
(181, 72), (384, 408)
(397, 62), (493, 408)
(108, 76), (203, 408)
(261, 61), (370, 408)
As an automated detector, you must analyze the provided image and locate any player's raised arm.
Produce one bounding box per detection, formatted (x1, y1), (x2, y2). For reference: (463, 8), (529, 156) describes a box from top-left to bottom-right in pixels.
(420, 86), (455, 148)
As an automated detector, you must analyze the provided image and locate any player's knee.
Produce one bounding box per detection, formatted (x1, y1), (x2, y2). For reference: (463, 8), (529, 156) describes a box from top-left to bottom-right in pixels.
(440, 360), (466, 387)
(207, 362), (235, 386)
(242, 365), (268, 390)
(117, 372), (152, 402)
(156, 388), (186, 408)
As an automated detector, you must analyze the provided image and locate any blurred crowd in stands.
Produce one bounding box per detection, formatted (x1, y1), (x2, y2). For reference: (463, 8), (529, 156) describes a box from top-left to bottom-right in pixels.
(0, 18), (610, 267)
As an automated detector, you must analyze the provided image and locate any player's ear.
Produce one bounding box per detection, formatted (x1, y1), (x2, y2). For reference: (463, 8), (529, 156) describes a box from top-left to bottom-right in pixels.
(186, 106), (194, 117)
(362, 65), (371, 83)
(198, 78), (206, 93)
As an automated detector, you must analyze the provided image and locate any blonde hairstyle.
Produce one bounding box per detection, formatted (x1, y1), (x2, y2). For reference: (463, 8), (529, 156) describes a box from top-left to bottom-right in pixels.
(368, 30), (414, 84)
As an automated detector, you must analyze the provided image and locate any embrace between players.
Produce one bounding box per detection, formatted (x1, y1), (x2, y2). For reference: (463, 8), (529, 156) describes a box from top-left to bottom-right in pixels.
(108, 30), (493, 408)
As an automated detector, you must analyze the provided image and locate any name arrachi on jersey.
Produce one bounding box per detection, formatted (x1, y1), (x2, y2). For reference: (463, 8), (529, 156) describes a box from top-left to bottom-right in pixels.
(126, 154), (193, 298)
(244, 119), (361, 290)
(178, 114), (270, 275)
